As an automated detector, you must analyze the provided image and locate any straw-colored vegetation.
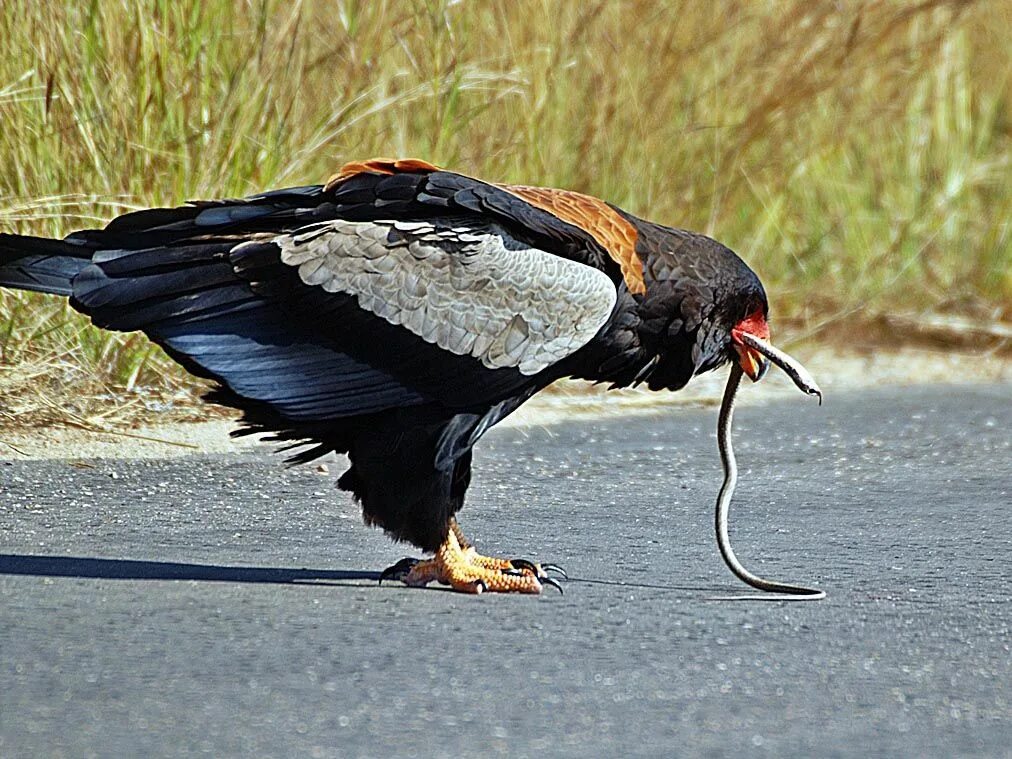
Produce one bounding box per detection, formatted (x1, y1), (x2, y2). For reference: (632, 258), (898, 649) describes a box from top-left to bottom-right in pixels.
(1, 0), (1009, 424)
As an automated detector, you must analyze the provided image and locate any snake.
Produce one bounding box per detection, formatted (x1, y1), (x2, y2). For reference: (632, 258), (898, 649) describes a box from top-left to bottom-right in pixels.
(713, 333), (825, 601)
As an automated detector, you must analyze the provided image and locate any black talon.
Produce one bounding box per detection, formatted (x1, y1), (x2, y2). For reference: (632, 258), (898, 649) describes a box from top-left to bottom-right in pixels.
(379, 557), (419, 585)
(509, 558), (539, 575)
(541, 576), (564, 595)
(540, 563), (568, 579)
(473, 579), (487, 594)
(508, 558), (567, 579)
(502, 567), (526, 577)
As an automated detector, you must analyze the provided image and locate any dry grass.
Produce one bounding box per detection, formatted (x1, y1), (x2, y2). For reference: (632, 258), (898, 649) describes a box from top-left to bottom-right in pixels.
(1, 0), (1009, 425)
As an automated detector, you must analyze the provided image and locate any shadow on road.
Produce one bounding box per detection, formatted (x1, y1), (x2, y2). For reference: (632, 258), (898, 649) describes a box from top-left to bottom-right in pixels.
(0, 554), (380, 585)
(0, 555), (732, 595)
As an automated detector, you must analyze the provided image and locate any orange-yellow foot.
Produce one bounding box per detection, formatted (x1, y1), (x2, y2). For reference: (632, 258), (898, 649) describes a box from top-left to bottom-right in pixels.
(449, 519), (567, 580)
(379, 529), (564, 595)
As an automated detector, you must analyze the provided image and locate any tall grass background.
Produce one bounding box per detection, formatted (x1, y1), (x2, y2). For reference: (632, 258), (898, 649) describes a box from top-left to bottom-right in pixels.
(1, 0), (1009, 423)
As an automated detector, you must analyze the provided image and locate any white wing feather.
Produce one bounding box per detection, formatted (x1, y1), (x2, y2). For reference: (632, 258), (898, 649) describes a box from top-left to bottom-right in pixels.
(265, 219), (617, 376)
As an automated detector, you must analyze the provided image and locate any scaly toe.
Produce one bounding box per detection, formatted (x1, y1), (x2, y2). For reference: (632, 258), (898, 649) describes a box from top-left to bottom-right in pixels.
(438, 559), (546, 594)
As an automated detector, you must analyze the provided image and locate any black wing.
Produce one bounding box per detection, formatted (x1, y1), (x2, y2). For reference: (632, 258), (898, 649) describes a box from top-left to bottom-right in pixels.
(64, 167), (619, 424)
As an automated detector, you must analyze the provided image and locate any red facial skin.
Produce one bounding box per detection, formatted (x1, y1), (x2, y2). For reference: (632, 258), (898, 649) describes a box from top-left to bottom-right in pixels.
(731, 308), (770, 343)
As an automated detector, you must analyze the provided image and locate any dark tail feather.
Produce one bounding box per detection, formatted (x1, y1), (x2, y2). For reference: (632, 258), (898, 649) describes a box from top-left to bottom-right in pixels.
(0, 233), (93, 296)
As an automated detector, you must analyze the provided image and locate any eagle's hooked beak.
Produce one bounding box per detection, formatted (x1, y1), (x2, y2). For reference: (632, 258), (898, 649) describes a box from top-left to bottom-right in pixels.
(730, 308), (772, 383)
(733, 339), (770, 382)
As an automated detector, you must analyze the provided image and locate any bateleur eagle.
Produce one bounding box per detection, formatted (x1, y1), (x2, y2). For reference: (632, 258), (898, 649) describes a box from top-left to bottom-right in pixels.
(1, 158), (780, 594)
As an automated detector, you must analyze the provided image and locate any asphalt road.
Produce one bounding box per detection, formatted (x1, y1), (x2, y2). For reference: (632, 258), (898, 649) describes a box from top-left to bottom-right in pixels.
(1, 384), (1009, 758)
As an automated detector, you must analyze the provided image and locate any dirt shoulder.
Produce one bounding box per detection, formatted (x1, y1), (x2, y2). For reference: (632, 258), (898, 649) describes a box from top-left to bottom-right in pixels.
(0, 346), (1007, 460)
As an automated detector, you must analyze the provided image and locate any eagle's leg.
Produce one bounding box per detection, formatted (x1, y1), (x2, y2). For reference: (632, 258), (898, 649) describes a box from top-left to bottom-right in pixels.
(380, 526), (562, 594)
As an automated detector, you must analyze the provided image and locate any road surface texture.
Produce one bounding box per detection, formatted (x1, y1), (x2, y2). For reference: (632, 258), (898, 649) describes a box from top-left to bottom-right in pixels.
(1, 384), (1009, 757)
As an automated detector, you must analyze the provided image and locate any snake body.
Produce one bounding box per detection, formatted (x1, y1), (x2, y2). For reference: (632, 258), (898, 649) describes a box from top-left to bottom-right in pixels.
(713, 354), (825, 601)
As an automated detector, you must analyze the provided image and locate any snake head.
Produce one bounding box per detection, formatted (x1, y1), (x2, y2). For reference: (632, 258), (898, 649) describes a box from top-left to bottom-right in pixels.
(736, 332), (822, 404)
